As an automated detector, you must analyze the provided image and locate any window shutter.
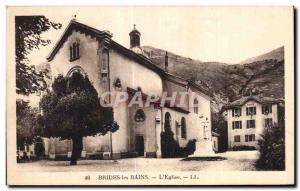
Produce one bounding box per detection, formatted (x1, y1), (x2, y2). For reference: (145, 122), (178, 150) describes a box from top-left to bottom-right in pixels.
(232, 121), (234, 129)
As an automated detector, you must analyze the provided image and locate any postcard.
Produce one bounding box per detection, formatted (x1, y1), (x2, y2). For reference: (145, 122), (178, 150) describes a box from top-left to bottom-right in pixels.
(6, 6), (294, 186)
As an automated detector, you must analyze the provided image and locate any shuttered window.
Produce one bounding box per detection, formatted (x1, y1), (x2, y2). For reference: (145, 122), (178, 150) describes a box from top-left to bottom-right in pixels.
(246, 107), (256, 116)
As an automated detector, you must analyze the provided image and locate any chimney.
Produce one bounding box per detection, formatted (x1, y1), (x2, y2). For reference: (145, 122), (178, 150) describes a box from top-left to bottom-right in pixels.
(165, 51), (168, 72)
(129, 24), (141, 48)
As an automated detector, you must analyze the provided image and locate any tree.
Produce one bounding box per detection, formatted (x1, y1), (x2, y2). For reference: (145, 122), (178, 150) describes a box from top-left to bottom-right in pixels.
(16, 99), (43, 150)
(160, 121), (180, 158)
(15, 16), (62, 95)
(40, 72), (119, 165)
(211, 112), (228, 152)
(256, 124), (285, 170)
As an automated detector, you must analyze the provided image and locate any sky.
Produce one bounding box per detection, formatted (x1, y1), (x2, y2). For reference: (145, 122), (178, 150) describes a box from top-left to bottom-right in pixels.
(17, 6), (293, 65)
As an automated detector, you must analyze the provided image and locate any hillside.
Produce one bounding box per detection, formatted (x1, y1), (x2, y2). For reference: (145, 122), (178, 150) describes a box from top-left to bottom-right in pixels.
(141, 46), (284, 113)
(239, 46), (284, 64)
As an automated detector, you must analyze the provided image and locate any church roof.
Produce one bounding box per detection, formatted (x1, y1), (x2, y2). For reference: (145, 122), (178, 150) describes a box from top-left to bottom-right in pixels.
(46, 20), (210, 99)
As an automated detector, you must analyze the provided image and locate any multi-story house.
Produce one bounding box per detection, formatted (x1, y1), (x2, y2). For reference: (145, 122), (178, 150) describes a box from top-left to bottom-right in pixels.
(223, 95), (282, 150)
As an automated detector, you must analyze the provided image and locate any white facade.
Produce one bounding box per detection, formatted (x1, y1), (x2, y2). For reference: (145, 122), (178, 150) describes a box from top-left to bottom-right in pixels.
(225, 98), (279, 150)
(43, 20), (213, 159)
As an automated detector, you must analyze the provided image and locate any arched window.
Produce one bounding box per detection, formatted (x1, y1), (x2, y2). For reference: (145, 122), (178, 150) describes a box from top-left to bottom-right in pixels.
(72, 42), (77, 59)
(164, 112), (172, 132)
(135, 109), (146, 122)
(181, 117), (187, 139)
(66, 66), (86, 79)
(69, 42), (80, 61)
(194, 98), (198, 114)
(101, 49), (109, 78)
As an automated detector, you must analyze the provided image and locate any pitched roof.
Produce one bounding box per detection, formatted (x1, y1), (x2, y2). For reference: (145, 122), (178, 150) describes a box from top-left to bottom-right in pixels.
(46, 20), (210, 98)
(223, 95), (282, 109)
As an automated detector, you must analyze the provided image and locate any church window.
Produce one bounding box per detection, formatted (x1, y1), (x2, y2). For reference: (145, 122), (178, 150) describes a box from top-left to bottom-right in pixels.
(69, 42), (80, 61)
(164, 112), (171, 131)
(101, 49), (109, 78)
(135, 109), (146, 122)
(181, 117), (187, 139)
(194, 98), (198, 114)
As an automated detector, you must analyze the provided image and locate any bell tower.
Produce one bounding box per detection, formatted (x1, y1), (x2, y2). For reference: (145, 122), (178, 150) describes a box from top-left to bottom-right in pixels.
(129, 24), (141, 48)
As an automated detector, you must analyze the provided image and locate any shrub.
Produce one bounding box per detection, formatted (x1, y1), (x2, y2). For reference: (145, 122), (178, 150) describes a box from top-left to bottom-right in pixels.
(232, 145), (257, 151)
(256, 124), (285, 170)
(184, 139), (196, 155)
(160, 130), (180, 158)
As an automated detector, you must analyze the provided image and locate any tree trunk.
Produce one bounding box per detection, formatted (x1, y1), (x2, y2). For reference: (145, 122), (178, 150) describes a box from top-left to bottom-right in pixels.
(70, 135), (83, 165)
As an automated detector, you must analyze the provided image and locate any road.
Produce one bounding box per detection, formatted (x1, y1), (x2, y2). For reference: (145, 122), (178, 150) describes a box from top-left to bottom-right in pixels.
(16, 151), (259, 172)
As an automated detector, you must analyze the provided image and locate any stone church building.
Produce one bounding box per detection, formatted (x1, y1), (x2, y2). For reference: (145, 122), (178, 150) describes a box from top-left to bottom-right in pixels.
(42, 19), (213, 159)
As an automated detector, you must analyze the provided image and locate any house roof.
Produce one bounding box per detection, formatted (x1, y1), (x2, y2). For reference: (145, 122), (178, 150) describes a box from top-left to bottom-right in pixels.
(222, 95), (282, 110)
(46, 20), (210, 99)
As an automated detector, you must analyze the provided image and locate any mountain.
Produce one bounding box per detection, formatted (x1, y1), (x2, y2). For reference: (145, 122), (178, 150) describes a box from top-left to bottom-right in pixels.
(239, 46), (284, 64)
(141, 46), (284, 113)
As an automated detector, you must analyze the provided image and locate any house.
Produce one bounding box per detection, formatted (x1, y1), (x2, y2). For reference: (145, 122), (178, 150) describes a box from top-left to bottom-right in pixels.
(223, 95), (282, 150)
(41, 19), (213, 159)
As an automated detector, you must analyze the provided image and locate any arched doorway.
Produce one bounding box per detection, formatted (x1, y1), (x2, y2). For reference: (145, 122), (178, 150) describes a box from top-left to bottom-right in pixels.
(135, 135), (144, 156)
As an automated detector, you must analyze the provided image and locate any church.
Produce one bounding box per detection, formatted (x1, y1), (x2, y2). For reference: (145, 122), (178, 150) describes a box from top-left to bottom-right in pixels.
(42, 19), (213, 159)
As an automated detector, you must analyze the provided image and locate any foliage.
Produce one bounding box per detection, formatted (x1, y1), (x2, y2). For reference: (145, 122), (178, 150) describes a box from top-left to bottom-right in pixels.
(232, 145), (256, 151)
(160, 121), (181, 158)
(183, 139), (196, 156)
(15, 16), (62, 95)
(16, 99), (43, 150)
(160, 130), (180, 158)
(256, 124), (285, 170)
(160, 122), (197, 157)
(211, 112), (228, 152)
(40, 72), (119, 164)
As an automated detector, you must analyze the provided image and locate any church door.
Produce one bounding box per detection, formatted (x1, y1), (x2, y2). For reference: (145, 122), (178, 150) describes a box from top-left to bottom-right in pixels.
(135, 136), (144, 156)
